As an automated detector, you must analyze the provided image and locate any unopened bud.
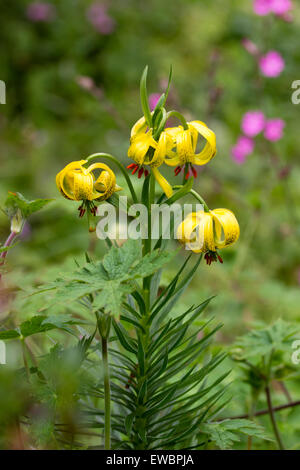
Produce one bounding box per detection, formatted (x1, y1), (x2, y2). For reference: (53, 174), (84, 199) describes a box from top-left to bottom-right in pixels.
(10, 209), (24, 234)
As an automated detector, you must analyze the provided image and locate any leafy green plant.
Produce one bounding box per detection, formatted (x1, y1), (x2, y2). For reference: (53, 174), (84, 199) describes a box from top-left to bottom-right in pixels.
(0, 68), (268, 451)
(0, 192), (52, 278)
(231, 319), (300, 450)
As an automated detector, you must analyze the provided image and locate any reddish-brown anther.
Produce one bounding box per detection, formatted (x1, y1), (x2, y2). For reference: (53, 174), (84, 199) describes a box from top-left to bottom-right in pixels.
(191, 166), (198, 178)
(131, 164), (139, 175)
(217, 254), (223, 264)
(174, 166), (182, 176)
(127, 163), (136, 170)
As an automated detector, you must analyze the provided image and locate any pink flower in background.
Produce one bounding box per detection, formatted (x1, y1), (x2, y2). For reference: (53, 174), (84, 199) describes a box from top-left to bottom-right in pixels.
(26, 2), (55, 22)
(241, 38), (259, 56)
(259, 51), (285, 77)
(264, 118), (285, 141)
(87, 3), (115, 35)
(253, 0), (292, 16)
(231, 136), (255, 164)
(149, 93), (161, 111)
(253, 0), (272, 16)
(253, 0), (273, 15)
(241, 111), (265, 137)
(271, 0), (292, 15)
(76, 76), (95, 92)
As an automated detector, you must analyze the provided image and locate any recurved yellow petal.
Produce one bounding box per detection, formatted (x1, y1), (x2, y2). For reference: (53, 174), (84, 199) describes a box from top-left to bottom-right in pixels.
(56, 160), (88, 200)
(152, 167), (173, 199)
(177, 208), (239, 254)
(128, 132), (157, 166)
(164, 121), (216, 168)
(189, 121), (216, 165)
(56, 160), (121, 202)
(211, 208), (240, 249)
(145, 131), (173, 168)
(130, 116), (148, 138)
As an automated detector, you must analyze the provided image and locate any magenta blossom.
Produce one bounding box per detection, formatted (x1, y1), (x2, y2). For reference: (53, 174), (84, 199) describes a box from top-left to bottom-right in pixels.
(86, 3), (115, 35)
(149, 93), (161, 111)
(241, 111), (265, 137)
(253, 0), (292, 16)
(231, 136), (255, 164)
(253, 0), (273, 15)
(271, 0), (292, 15)
(264, 119), (285, 141)
(259, 51), (285, 77)
(26, 2), (55, 22)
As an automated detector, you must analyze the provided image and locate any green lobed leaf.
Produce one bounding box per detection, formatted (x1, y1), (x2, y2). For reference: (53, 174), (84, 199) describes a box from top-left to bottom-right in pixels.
(33, 240), (174, 318)
(235, 319), (300, 359)
(4, 191), (52, 219)
(202, 419), (272, 450)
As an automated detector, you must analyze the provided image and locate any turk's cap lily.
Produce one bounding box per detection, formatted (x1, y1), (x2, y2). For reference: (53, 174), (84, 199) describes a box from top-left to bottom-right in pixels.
(164, 121), (217, 167)
(177, 208), (240, 257)
(56, 160), (122, 202)
(128, 116), (173, 198)
(128, 116), (173, 168)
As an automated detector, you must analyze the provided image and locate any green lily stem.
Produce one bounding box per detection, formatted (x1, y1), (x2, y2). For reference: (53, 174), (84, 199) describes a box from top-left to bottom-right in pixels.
(189, 189), (210, 212)
(173, 185), (210, 212)
(21, 338), (30, 381)
(85, 152), (138, 204)
(166, 110), (189, 130)
(138, 170), (155, 443)
(143, 171), (156, 312)
(265, 385), (285, 450)
(182, 164), (189, 185)
(101, 336), (111, 450)
(247, 396), (257, 450)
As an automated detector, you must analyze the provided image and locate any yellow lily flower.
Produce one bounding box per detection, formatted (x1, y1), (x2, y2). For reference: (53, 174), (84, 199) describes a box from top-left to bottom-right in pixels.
(56, 160), (121, 216)
(177, 208), (239, 264)
(127, 117), (173, 198)
(164, 121), (217, 178)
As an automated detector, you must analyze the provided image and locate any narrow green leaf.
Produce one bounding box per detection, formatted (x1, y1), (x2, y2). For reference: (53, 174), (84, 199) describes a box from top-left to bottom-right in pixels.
(113, 319), (137, 354)
(137, 334), (145, 376)
(0, 329), (20, 340)
(138, 379), (147, 404)
(125, 414), (134, 437)
(163, 65), (173, 105)
(140, 65), (152, 128)
(120, 313), (145, 333)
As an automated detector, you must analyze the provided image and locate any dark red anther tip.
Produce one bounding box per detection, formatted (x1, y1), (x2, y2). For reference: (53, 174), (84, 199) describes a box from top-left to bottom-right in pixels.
(138, 168), (144, 179)
(174, 166), (182, 176)
(191, 166), (198, 178)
